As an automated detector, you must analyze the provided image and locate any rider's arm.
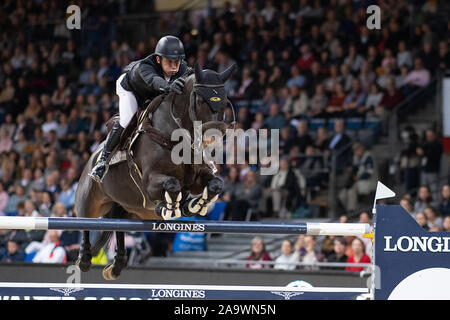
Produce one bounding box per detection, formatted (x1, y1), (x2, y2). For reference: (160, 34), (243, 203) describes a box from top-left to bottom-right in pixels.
(138, 64), (168, 93)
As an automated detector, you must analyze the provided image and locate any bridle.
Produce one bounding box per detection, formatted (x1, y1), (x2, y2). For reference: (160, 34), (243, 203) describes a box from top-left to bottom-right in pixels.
(169, 79), (236, 154)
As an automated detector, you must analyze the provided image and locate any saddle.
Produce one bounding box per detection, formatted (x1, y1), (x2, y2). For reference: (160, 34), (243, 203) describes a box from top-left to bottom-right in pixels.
(99, 94), (176, 167)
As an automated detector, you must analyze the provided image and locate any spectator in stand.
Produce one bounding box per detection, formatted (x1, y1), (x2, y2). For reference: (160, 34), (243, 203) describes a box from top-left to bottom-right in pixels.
(246, 236), (272, 269)
(59, 230), (80, 262)
(300, 235), (322, 271)
(274, 240), (300, 270)
(325, 237), (348, 270)
(0, 183), (8, 216)
(4, 185), (27, 216)
(396, 40), (413, 69)
(261, 158), (300, 219)
(438, 40), (450, 71)
(325, 82), (346, 118)
(338, 143), (376, 213)
(326, 119), (352, 170)
(424, 206), (443, 231)
(0, 240), (25, 262)
(282, 85), (309, 119)
(438, 185), (450, 217)
(365, 84), (383, 116)
(296, 44), (315, 72)
(264, 104), (286, 130)
(404, 58), (431, 91)
(416, 129), (443, 200)
(443, 216), (450, 232)
(413, 185), (434, 216)
(342, 78), (366, 118)
(400, 197), (413, 214)
(415, 211), (429, 231)
(286, 65), (306, 89)
(224, 170), (262, 221)
(291, 120), (313, 154)
(345, 238), (371, 272)
(25, 230), (66, 263)
(307, 83), (328, 118)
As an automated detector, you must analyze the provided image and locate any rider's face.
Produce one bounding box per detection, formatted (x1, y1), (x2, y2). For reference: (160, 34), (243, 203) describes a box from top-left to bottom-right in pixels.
(158, 56), (181, 78)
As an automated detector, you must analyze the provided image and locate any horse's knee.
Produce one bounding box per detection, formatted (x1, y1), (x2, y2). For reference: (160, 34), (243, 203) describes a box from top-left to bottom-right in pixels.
(208, 177), (223, 195)
(163, 177), (181, 193)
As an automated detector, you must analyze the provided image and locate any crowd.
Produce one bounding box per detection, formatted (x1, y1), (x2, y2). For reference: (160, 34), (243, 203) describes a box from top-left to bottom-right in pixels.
(0, 0), (449, 265)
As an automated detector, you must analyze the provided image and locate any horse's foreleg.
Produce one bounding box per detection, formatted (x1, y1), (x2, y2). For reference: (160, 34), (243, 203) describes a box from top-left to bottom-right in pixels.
(103, 231), (127, 280)
(183, 171), (223, 217)
(76, 231), (92, 272)
(147, 174), (183, 220)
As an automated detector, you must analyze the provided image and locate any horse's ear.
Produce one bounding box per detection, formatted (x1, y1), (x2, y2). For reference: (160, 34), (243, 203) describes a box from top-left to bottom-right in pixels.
(219, 63), (237, 83)
(194, 62), (203, 82)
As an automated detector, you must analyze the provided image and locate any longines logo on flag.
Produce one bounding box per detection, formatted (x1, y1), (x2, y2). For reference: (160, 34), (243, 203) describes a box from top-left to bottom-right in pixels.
(384, 236), (450, 252)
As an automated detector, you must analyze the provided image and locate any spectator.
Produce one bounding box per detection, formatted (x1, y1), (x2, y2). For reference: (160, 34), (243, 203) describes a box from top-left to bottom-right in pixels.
(59, 230), (80, 262)
(286, 65), (306, 89)
(400, 197), (413, 214)
(246, 236), (272, 269)
(264, 104), (286, 130)
(325, 237), (348, 270)
(415, 211), (429, 231)
(342, 78), (366, 117)
(300, 235), (322, 271)
(274, 240), (300, 270)
(438, 185), (450, 217)
(404, 58), (430, 89)
(443, 216), (450, 232)
(325, 82), (346, 118)
(0, 127), (12, 153)
(326, 119), (352, 170)
(56, 179), (75, 210)
(291, 120), (313, 153)
(307, 84), (328, 118)
(424, 206), (443, 231)
(345, 238), (371, 272)
(416, 129), (443, 199)
(296, 44), (315, 72)
(261, 158), (301, 219)
(396, 40), (413, 69)
(25, 230), (67, 263)
(0, 183), (8, 216)
(398, 126), (421, 193)
(339, 143), (376, 212)
(225, 170), (262, 221)
(282, 85), (309, 119)
(365, 84), (383, 116)
(0, 240), (25, 262)
(413, 185), (434, 216)
(4, 185), (27, 216)
(38, 192), (53, 217)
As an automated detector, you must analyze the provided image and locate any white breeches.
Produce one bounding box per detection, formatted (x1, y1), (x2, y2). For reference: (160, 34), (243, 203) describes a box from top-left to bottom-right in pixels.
(116, 73), (138, 128)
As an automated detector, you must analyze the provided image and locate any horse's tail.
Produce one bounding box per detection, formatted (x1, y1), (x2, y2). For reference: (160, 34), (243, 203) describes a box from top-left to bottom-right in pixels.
(90, 204), (125, 256)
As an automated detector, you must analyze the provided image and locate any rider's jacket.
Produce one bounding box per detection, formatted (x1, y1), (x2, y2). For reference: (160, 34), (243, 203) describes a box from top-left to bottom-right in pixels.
(120, 53), (188, 107)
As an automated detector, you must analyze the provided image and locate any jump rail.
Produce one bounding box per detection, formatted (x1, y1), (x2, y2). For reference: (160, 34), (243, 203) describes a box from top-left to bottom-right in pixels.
(0, 216), (371, 236)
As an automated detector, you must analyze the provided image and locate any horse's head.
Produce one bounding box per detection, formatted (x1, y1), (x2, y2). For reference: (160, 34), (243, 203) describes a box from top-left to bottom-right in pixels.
(182, 62), (236, 146)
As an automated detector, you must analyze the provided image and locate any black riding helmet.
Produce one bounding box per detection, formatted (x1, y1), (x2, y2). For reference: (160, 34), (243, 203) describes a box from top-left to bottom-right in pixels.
(155, 36), (185, 61)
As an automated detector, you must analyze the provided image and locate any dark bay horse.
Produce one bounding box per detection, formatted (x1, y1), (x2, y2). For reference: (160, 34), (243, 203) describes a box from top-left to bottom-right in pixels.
(74, 62), (236, 279)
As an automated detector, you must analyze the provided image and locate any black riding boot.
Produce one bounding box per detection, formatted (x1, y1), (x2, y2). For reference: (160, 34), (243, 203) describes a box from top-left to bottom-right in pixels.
(89, 121), (124, 183)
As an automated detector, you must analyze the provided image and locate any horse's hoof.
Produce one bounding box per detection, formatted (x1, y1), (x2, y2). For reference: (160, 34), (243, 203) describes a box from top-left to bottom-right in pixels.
(102, 264), (117, 281)
(75, 258), (91, 272)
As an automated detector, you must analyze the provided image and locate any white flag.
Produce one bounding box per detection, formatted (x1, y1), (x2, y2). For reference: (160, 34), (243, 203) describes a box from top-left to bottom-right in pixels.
(374, 181), (396, 202)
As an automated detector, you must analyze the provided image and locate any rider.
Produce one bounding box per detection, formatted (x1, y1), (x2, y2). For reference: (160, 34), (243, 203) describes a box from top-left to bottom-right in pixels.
(89, 35), (188, 183)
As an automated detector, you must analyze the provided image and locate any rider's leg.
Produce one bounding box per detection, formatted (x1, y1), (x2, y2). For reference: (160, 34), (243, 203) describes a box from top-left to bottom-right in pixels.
(89, 74), (138, 183)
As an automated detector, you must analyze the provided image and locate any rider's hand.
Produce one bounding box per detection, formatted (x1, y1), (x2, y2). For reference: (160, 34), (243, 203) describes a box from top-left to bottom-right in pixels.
(168, 78), (185, 95)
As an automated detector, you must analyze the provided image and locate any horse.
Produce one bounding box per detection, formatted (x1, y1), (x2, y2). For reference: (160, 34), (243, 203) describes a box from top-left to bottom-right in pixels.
(73, 62), (236, 280)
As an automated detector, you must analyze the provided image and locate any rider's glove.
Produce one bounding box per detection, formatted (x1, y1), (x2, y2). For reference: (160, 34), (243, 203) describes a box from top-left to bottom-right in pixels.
(168, 78), (185, 95)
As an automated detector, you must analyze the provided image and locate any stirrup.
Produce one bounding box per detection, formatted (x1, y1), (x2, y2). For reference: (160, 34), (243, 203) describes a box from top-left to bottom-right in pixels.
(89, 162), (109, 183)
